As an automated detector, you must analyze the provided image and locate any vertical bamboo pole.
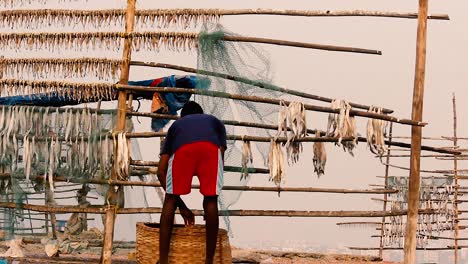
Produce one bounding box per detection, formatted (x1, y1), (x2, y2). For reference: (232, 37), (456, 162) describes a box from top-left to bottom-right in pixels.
(403, 1), (429, 263)
(45, 181), (57, 239)
(100, 1), (136, 263)
(452, 94), (459, 264)
(379, 122), (393, 259)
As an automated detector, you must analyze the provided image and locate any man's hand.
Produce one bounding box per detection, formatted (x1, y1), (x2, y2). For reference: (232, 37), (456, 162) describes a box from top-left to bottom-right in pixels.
(179, 207), (195, 226)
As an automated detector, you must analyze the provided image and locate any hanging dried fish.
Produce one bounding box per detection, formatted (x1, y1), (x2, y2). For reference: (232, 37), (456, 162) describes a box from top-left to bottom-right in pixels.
(0, 79), (115, 102)
(312, 132), (327, 178)
(240, 140), (253, 180)
(0, 32), (198, 53)
(0, 9), (221, 30)
(114, 132), (130, 180)
(326, 99), (357, 155)
(276, 101), (307, 164)
(366, 106), (387, 156)
(268, 139), (285, 186)
(0, 58), (122, 82)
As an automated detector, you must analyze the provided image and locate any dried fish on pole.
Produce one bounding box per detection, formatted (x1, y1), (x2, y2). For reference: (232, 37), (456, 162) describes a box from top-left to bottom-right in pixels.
(0, 9), (450, 30)
(0, 32), (382, 55)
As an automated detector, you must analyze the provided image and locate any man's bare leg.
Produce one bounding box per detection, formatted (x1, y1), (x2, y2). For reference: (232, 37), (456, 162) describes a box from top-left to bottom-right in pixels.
(159, 194), (178, 264)
(203, 196), (219, 264)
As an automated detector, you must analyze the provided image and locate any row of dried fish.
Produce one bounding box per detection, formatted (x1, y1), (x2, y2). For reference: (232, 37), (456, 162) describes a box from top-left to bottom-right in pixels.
(0, 9), (221, 30)
(0, 80), (116, 101)
(0, 58), (122, 82)
(0, 32), (199, 52)
(0, 106), (115, 182)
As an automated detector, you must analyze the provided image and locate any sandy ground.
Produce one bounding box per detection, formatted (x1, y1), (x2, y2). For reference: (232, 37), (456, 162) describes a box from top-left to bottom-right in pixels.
(0, 238), (400, 264)
(231, 248), (400, 264)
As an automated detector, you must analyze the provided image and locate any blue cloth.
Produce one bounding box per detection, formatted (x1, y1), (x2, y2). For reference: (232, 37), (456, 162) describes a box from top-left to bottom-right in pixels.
(128, 75), (210, 131)
(160, 114), (227, 156)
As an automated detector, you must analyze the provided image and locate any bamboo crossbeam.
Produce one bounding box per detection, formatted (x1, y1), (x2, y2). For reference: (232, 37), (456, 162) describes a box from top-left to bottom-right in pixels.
(379, 154), (468, 158)
(127, 111), (319, 135)
(337, 221), (381, 226)
(372, 197), (461, 204)
(8, 255), (135, 264)
(390, 136), (450, 140)
(349, 246), (459, 251)
(0, 202), (437, 217)
(130, 160), (270, 174)
(136, 63), (386, 116)
(1, 57), (394, 113)
(0, 32), (381, 55)
(118, 85), (425, 126)
(381, 163), (467, 174)
(128, 111), (456, 156)
(125, 131), (459, 155)
(0, 173), (397, 194)
(0, 9), (450, 23)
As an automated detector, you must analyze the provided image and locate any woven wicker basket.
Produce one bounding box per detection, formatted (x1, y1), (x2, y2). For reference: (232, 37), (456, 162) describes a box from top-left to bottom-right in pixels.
(136, 222), (232, 264)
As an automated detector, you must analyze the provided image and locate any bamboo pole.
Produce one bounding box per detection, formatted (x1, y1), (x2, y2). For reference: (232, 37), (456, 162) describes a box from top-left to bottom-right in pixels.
(0, 32), (381, 55)
(117, 85), (425, 127)
(125, 131), (459, 155)
(381, 154), (468, 158)
(0, 9), (450, 21)
(349, 247), (459, 251)
(404, 1), (429, 263)
(44, 181), (57, 239)
(0, 202), (437, 217)
(100, 1), (136, 263)
(129, 61), (394, 113)
(222, 35), (381, 54)
(379, 123), (393, 259)
(0, 173), (396, 194)
(452, 94), (460, 264)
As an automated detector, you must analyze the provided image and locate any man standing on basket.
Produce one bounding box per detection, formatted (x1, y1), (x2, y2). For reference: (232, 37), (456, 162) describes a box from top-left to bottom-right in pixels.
(157, 101), (227, 264)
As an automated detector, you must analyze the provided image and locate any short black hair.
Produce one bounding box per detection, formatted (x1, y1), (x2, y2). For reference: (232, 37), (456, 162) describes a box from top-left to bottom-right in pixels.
(181, 101), (204, 117)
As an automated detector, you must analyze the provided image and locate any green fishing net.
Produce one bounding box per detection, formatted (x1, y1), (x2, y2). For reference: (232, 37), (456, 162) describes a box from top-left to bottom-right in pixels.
(195, 24), (290, 233)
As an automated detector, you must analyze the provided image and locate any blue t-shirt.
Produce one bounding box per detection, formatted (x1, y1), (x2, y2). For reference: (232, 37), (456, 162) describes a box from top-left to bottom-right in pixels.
(160, 114), (227, 156)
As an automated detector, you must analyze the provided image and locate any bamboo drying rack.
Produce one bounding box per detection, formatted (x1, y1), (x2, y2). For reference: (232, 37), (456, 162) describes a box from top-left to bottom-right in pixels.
(0, 1), (455, 264)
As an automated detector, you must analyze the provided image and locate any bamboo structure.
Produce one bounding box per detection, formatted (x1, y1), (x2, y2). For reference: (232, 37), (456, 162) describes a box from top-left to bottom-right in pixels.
(453, 94), (460, 263)
(355, 96), (466, 262)
(405, 1), (429, 262)
(101, 1), (136, 263)
(0, 2), (455, 264)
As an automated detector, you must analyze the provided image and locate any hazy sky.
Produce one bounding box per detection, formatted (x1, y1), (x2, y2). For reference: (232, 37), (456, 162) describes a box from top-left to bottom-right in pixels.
(3, 0), (468, 262)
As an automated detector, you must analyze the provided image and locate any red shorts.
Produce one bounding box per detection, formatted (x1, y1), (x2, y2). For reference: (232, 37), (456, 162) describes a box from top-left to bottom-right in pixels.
(166, 141), (223, 196)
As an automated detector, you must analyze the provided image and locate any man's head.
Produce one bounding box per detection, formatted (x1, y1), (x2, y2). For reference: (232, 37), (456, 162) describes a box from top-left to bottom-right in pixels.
(181, 101), (204, 117)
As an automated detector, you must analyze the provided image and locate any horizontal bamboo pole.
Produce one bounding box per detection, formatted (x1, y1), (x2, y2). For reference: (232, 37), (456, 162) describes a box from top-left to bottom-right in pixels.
(125, 131), (459, 155)
(0, 173), (395, 194)
(131, 160), (270, 174)
(9, 254), (135, 264)
(0, 32), (381, 55)
(223, 35), (382, 54)
(371, 197), (461, 204)
(21, 237), (135, 249)
(0, 202), (436, 217)
(348, 246), (459, 251)
(336, 221), (381, 226)
(380, 163), (467, 173)
(0, 9), (450, 20)
(390, 136), (449, 140)
(117, 85), (425, 126)
(130, 61), (394, 113)
(378, 154), (468, 158)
